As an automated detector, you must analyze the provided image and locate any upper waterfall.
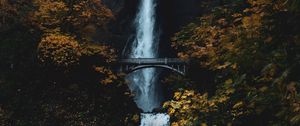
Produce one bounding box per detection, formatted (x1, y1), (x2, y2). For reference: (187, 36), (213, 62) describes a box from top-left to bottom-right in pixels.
(131, 0), (158, 58)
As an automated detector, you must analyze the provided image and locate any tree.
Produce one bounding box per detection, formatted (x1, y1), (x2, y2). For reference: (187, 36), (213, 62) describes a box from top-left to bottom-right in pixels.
(167, 0), (300, 125)
(32, 0), (113, 39)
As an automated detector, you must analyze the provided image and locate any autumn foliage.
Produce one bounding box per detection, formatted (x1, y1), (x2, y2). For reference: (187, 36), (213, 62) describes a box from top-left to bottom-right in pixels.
(0, 0), (138, 125)
(2, 0), (300, 125)
(167, 0), (300, 125)
(32, 0), (113, 34)
(38, 33), (81, 67)
(33, 0), (117, 84)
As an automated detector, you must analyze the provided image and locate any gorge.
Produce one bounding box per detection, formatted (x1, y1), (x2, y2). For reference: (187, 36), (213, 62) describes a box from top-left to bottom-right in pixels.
(2, 0), (298, 125)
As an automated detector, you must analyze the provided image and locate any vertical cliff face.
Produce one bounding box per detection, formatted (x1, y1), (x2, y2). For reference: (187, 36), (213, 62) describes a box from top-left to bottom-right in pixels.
(157, 0), (203, 35)
(99, 0), (138, 52)
(102, 0), (125, 13)
(102, 0), (204, 56)
(157, 0), (203, 57)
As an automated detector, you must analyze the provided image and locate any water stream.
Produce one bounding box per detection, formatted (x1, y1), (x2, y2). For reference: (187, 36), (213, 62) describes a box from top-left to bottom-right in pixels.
(126, 0), (170, 125)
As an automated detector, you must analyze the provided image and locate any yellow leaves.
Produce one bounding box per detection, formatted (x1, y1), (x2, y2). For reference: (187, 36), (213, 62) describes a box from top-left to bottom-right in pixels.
(37, 32), (116, 76)
(94, 66), (117, 85)
(165, 90), (226, 124)
(185, 90), (195, 96)
(225, 79), (233, 85)
(291, 102), (300, 113)
(171, 122), (179, 126)
(101, 78), (113, 85)
(132, 114), (139, 123)
(95, 67), (105, 73)
(242, 14), (262, 29)
(201, 123), (208, 126)
(80, 11), (92, 19)
(168, 108), (176, 115)
(248, 0), (273, 6)
(217, 18), (227, 26)
(174, 92), (182, 100)
(209, 102), (216, 107)
(259, 86), (268, 92)
(220, 35), (231, 43)
(233, 101), (244, 109)
(70, 0), (113, 28)
(38, 33), (81, 67)
(32, 0), (113, 33)
(81, 43), (116, 63)
(243, 8), (252, 13)
(216, 62), (231, 70)
(177, 52), (189, 60)
(232, 13), (243, 18)
(165, 88), (243, 125)
(231, 63), (238, 70)
(218, 96), (229, 103)
(33, 0), (69, 29)
(168, 0), (300, 125)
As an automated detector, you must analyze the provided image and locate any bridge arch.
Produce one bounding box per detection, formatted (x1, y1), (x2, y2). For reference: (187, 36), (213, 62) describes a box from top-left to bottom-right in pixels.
(124, 65), (186, 76)
(117, 58), (187, 76)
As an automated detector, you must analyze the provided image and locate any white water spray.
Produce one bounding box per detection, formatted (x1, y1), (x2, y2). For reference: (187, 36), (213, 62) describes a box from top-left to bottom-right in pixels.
(128, 0), (160, 112)
(140, 113), (170, 126)
(127, 0), (170, 125)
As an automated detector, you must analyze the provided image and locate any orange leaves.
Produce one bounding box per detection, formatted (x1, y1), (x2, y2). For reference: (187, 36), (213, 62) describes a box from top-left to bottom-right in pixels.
(94, 66), (117, 85)
(33, 0), (117, 83)
(81, 43), (117, 85)
(164, 88), (240, 125)
(247, 0), (272, 6)
(171, 0), (281, 73)
(242, 14), (262, 30)
(177, 52), (189, 60)
(33, 0), (69, 30)
(38, 33), (81, 67)
(217, 18), (228, 26)
(216, 62), (232, 70)
(169, 0), (300, 125)
(32, 0), (113, 36)
(37, 33), (116, 67)
(81, 43), (116, 63)
(69, 0), (113, 30)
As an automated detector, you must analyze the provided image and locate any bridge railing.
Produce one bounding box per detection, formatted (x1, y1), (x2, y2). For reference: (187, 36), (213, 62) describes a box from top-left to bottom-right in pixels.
(119, 58), (187, 65)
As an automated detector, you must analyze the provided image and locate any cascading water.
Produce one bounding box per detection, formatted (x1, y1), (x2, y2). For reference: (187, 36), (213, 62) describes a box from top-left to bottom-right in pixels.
(127, 0), (160, 112)
(126, 0), (170, 125)
(140, 113), (170, 126)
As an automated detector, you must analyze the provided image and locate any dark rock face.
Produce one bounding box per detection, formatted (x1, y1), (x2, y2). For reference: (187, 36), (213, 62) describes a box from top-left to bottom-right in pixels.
(102, 0), (203, 57)
(157, 0), (203, 35)
(157, 0), (203, 57)
(97, 0), (138, 53)
(102, 0), (125, 13)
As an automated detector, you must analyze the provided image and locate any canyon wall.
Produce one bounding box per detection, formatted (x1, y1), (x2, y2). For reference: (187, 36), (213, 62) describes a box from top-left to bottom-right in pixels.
(102, 0), (204, 56)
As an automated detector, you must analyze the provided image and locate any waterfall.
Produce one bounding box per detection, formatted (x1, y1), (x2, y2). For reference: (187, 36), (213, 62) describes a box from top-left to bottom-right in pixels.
(140, 113), (170, 126)
(126, 0), (170, 125)
(128, 0), (160, 112)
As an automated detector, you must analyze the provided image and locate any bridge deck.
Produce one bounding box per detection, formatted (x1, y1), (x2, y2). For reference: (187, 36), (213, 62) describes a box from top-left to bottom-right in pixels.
(119, 58), (186, 65)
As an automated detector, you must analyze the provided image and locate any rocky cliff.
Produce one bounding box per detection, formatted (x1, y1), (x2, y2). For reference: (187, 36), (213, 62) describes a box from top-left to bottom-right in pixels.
(102, 0), (204, 57)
